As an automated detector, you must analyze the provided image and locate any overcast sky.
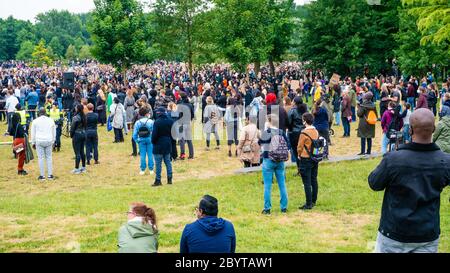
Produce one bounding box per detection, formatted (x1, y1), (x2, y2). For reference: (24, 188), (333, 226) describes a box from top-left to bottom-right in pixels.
(1, 0), (314, 22)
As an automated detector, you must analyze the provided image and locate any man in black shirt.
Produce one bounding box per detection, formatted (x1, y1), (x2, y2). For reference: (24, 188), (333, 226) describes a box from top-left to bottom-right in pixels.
(85, 103), (99, 165)
(369, 108), (450, 253)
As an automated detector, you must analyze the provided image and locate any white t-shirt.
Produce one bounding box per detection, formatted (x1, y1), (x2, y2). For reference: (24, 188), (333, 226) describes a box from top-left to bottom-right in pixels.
(6, 95), (19, 113)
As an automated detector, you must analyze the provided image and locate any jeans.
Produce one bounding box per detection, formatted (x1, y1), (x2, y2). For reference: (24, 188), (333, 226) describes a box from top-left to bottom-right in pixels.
(407, 97), (415, 111)
(360, 138), (372, 154)
(36, 141), (53, 176)
(72, 132), (86, 169)
(138, 138), (154, 171)
(55, 125), (62, 148)
(57, 98), (63, 111)
(381, 133), (390, 154)
(154, 153), (172, 181)
(28, 105), (37, 121)
(403, 124), (411, 143)
(351, 106), (356, 122)
(262, 158), (288, 211)
(206, 124), (220, 147)
(299, 158), (318, 206)
(131, 138), (137, 155)
(85, 129), (99, 162)
(334, 111), (341, 126)
(375, 232), (439, 253)
(342, 116), (350, 136)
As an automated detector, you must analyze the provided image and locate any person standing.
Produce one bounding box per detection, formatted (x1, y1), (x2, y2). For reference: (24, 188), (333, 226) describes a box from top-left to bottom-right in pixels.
(341, 89), (352, 137)
(49, 102), (63, 152)
(9, 112), (27, 175)
(416, 87), (428, 109)
(25, 87), (39, 121)
(224, 98), (241, 157)
(133, 106), (155, 176)
(369, 108), (450, 253)
(287, 96), (307, 174)
(203, 96), (221, 150)
(297, 113), (320, 210)
(96, 89), (107, 126)
(433, 108), (450, 153)
(110, 97), (127, 143)
(312, 99), (329, 157)
(258, 114), (290, 214)
(356, 92), (377, 155)
(180, 195), (236, 253)
(349, 84), (357, 122)
(178, 92), (195, 160)
(237, 116), (261, 168)
(70, 104), (87, 174)
(31, 108), (56, 181)
(5, 89), (19, 133)
(85, 103), (99, 165)
(151, 107), (174, 186)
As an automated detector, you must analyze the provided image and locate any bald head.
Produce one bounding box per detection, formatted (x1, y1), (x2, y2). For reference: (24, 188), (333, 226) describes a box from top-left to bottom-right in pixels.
(410, 108), (435, 144)
(38, 107), (47, 117)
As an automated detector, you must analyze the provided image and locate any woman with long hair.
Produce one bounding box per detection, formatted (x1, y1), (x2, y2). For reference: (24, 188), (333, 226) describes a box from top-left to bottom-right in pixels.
(96, 88), (107, 126)
(118, 202), (159, 253)
(70, 104), (87, 174)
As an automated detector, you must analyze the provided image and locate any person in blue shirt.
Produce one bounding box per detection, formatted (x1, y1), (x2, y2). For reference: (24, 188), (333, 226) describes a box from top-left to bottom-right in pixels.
(26, 87), (39, 121)
(132, 106), (154, 176)
(180, 195), (236, 253)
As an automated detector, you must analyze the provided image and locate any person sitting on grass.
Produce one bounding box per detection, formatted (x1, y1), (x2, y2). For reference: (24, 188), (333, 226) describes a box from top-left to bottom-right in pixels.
(180, 195), (236, 253)
(369, 108), (450, 253)
(118, 202), (159, 253)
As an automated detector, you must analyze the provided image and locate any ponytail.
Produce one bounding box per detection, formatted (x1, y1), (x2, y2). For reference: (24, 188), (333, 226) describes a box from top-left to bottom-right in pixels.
(144, 207), (158, 232)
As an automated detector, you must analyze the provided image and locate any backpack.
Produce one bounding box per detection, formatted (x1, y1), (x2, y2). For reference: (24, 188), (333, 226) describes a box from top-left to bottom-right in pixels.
(301, 132), (327, 163)
(268, 130), (289, 162)
(366, 110), (377, 125)
(138, 119), (151, 138)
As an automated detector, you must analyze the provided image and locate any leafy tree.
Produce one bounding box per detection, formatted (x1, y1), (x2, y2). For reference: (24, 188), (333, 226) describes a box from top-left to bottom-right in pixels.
(16, 41), (35, 61)
(394, 8), (449, 78)
(153, 0), (212, 78)
(32, 40), (52, 67)
(0, 16), (23, 60)
(65, 44), (78, 60)
(49, 36), (64, 58)
(402, 0), (450, 46)
(214, 0), (273, 73)
(89, 0), (148, 75)
(79, 45), (93, 60)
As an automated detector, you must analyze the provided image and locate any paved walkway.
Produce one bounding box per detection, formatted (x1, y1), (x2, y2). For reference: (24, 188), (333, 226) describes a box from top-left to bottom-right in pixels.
(234, 153), (382, 174)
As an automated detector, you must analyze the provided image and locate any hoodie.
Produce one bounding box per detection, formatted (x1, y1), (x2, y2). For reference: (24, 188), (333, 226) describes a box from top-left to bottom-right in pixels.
(433, 116), (450, 153)
(118, 219), (158, 253)
(180, 216), (236, 253)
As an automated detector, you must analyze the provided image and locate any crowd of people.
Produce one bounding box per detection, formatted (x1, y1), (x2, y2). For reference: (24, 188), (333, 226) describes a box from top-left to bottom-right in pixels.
(1, 60), (450, 253)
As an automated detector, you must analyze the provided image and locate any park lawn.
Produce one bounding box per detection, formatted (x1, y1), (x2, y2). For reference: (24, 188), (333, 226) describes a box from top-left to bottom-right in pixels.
(0, 118), (448, 253)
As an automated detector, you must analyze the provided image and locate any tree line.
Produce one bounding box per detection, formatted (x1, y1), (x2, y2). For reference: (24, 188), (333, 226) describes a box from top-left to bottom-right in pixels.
(0, 0), (448, 79)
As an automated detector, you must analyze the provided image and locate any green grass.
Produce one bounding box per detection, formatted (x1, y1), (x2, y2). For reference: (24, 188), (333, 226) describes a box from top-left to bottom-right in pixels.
(0, 120), (449, 253)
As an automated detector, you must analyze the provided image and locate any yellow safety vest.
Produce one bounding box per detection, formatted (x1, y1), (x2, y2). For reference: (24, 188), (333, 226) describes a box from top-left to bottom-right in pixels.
(17, 110), (27, 125)
(49, 109), (61, 121)
(45, 103), (52, 115)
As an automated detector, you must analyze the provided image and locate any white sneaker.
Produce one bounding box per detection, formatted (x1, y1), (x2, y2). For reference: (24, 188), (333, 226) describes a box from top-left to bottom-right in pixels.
(71, 169), (81, 175)
(149, 170), (154, 175)
(139, 170), (146, 175)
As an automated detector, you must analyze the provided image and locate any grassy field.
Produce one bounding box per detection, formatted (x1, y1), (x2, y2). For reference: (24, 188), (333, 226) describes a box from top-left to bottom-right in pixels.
(0, 116), (449, 253)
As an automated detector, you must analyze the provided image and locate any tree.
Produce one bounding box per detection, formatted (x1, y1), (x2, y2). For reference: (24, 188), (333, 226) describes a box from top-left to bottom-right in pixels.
(267, 0), (296, 76)
(16, 41), (35, 61)
(65, 45), (78, 60)
(79, 45), (93, 60)
(89, 0), (148, 76)
(49, 36), (64, 58)
(32, 40), (52, 67)
(402, 0), (450, 46)
(153, 0), (212, 78)
(0, 16), (23, 60)
(298, 0), (400, 77)
(214, 0), (273, 73)
(394, 8), (449, 78)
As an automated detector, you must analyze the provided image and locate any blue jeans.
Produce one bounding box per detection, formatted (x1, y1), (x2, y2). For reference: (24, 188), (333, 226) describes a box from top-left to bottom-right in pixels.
(342, 116), (350, 136)
(138, 138), (154, 171)
(57, 98), (63, 111)
(351, 106), (356, 122)
(154, 153), (172, 181)
(403, 124), (411, 143)
(334, 111), (341, 126)
(407, 97), (415, 111)
(381, 133), (390, 154)
(262, 158), (288, 211)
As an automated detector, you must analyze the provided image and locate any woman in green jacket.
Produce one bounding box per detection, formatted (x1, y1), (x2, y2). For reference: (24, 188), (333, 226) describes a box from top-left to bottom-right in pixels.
(433, 114), (450, 153)
(118, 202), (159, 253)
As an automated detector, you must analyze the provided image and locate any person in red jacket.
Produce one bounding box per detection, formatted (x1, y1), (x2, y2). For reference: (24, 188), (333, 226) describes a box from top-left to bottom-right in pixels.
(416, 87), (428, 109)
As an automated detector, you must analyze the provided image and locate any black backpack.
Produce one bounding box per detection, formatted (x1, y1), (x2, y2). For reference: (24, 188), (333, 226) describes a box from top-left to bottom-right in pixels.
(301, 132), (327, 163)
(138, 118), (151, 138)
